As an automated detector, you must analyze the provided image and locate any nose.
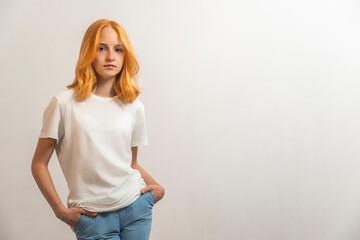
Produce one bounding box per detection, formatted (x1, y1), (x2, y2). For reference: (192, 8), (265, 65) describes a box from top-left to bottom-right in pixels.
(106, 50), (115, 61)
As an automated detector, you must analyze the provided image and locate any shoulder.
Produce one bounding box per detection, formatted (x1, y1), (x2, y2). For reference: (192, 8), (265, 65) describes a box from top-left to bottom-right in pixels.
(132, 99), (146, 114)
(126, 98), (145, 110)
(125, 98), (146, 117)
(53, 88), (75, 104)
(133, 98), (145, 108)
(54, 88), (74, 100)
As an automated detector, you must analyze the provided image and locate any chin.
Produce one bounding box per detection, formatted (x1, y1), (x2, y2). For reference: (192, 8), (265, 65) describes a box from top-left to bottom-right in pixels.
(98, 73), (119, 79)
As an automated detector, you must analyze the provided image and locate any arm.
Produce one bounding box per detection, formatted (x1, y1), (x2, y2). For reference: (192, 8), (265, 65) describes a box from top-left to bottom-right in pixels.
(131, 146), (165, 203)
(31, 138), (65, 215)
(31, 138), (97, 227)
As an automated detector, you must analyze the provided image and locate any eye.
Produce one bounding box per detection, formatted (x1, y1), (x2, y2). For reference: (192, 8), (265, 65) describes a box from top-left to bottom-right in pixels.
(115, 48), (123, 53)
(99, 47), (106, 51)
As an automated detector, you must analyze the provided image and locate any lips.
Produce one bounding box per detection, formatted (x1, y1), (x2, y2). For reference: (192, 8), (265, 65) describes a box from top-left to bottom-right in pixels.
(104, 64), (116, 68)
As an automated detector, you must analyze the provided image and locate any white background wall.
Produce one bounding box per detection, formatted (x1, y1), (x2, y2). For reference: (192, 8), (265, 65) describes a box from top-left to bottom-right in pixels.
(1, 0), (360, 239)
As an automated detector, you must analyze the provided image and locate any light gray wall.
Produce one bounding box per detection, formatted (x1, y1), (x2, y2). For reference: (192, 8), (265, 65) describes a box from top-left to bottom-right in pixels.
(1, 0), (360, 239)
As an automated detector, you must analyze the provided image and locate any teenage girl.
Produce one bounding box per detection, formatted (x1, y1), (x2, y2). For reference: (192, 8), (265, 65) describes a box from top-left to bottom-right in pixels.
(31, 19), (165, 240)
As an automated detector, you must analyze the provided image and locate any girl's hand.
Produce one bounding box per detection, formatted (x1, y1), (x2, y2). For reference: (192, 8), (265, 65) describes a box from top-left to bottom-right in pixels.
(56, 207), (97, 228)
(141, 185), (165, 204)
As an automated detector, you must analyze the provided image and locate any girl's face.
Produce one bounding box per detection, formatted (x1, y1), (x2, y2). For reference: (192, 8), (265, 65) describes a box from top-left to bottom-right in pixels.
(92, 26), (125, 82)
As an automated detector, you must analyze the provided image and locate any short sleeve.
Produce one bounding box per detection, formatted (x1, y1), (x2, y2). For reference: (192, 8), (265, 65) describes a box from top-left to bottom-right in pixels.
(130, 102), (148, 147)
(39, 96), (64, 141)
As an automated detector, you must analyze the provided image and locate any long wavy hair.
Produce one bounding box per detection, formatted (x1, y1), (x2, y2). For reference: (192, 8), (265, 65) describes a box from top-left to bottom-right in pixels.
(66, 19), (142, 103)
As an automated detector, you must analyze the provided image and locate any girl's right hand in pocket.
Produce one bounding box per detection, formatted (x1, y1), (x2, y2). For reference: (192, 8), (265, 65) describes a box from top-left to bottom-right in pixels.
(57, 207), (97, 228)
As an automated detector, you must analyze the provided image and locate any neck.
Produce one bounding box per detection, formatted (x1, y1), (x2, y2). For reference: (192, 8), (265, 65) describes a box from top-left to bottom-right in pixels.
(94, 76), (116, 97)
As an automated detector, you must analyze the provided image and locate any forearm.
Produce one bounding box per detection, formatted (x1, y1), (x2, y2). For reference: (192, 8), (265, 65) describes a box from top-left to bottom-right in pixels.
(131, 163), (160, 187)
(31, 163), (66, 217)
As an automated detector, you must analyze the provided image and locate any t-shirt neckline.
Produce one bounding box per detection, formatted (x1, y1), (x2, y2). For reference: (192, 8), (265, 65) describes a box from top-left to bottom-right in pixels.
(90, 93), (116, 102)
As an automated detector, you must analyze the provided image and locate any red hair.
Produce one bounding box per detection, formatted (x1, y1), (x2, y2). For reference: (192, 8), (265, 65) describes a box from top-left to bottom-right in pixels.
(67, 19), (142, 103)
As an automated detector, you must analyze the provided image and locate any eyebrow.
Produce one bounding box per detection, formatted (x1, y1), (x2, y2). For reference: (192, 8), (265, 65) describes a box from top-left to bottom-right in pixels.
(99, 43), (124, 47)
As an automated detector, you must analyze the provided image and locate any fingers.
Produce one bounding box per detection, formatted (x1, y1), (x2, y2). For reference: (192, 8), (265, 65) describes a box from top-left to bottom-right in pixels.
(141, 185), (155, 194)
(141, 184), (165, 194)
(79, 208), (97, 216)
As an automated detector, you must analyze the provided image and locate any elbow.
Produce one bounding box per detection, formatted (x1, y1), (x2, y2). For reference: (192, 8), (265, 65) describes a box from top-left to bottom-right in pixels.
(31, 161), (38, 177)
(31, 160), (47, 177)
(159, 184), (165, 196)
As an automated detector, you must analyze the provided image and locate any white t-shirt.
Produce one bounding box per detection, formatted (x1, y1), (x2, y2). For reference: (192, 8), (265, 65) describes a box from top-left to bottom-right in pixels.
(39, 88), (148, 212)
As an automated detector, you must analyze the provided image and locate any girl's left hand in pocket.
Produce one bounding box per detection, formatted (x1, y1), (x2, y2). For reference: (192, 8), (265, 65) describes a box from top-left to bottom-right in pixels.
(141, 185), (165, 203)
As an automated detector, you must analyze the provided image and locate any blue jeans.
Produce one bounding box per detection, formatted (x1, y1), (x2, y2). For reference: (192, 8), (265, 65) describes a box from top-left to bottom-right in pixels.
(72, 192), (155, 240)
